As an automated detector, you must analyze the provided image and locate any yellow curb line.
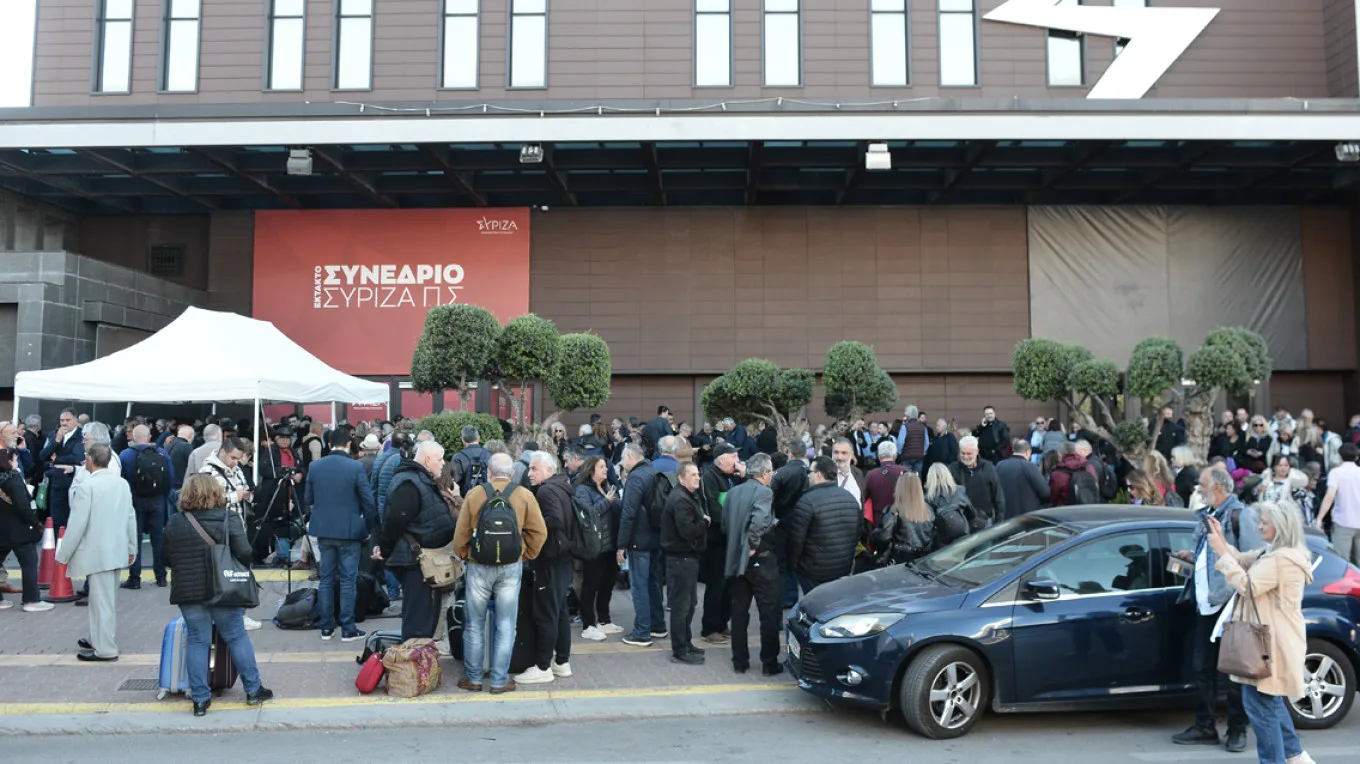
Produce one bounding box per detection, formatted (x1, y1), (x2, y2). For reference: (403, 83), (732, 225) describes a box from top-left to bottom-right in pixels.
(0, 683), (799, 716)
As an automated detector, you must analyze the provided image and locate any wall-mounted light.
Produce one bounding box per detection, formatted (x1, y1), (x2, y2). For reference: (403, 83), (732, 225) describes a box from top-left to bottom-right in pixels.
(520, 144), (544, 164)
(286, 148), (313, 175)
(865, 143), (891, 171)
(1335, 142), (1360, 162)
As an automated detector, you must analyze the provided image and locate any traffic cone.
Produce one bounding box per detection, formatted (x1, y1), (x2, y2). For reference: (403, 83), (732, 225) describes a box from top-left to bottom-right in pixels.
(43, 528), (78, 603)
(36, 518), (56, 590)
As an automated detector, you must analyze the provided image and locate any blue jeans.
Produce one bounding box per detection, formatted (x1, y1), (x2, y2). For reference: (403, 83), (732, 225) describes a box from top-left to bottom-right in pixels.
(1242, 684), (1303, 763)
(179, 603), (263, 704)
(317, 539), (362, 633)
(626, 550), (665, 639)
(463, 562), (523, 688)
(901, 459), (923, 475)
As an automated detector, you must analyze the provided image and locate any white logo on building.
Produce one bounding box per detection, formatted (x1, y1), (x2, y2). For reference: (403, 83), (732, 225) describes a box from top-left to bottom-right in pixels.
(477, 217), (519, 234)
(985, 0), (1219, 99)
(313, 264), (465, 310)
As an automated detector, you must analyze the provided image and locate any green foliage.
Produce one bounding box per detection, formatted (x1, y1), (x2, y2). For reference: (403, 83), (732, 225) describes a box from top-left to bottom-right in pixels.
(417, 412), (504, 455)
(702, 358), (814, 425)
(1203, 327), (1272, 391)
(1012, 339), (1091, 402)
(547, 333), (612, 411)
(1070, 358), (1119, 399)
(1185, 344), (1249, 393)
(495, 313), (559, 383)
(822, 341), (899, 420)
(1111, 418), (1149, 454)
(411, 304), (501, 395)
(1126, 337), (1184, 402)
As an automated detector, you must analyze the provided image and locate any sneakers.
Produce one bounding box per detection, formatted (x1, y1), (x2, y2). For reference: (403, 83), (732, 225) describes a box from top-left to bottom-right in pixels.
(762, 663), (785, 677)
(1172, 725), (1221, 746)
(598, 622), (624, 635)
(1287, 753), (1318, 764)
(22, 601), (55, 613)
(621, 634), (653, 647)
(580, 626), (607, 641)
(340, 629), (366, 643)
(1224, 730), (1247, 753)
(513, 665), (555, 684)
(650, 629), (669, 639)
(245, 687), (274, 706)
(672, 650), (705, 665)
(436, 639), (452, 657)
(119, 579), (141, 590)
(243, 616), (263, 631)
(320, 630), (334, 641)
(552, 661), (572, 678)
(0, 601), (12, 610)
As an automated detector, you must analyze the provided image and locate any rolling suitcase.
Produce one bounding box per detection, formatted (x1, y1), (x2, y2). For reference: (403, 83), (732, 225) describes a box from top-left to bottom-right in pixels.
(157, 617), (190, 700)
(209, 627), (238, 695)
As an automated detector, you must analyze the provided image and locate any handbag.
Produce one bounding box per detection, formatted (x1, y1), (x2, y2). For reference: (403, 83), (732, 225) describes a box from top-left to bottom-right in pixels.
(1217, 575), (1273, 679)
(186, 512), (261, 609)
(404, 533), (462, 591)
(34, 479), (48, 512)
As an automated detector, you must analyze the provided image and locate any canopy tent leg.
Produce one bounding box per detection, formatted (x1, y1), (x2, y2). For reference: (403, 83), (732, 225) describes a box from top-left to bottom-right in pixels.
(252, 397), (261, 487)
(211, 403), (217, 416)
(385, 402), (391, 421)
(125, 402), (133, 418)
(331, 402), (337, 428)
(11, 396), (19, 424)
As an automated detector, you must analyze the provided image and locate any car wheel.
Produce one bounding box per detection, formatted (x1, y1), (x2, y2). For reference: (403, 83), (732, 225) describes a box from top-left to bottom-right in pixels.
(1288, 639), (1355, 730)
(899, 644), (990, 739)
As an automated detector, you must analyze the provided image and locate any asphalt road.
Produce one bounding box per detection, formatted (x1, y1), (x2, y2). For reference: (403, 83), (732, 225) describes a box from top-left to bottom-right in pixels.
(12, 707), (1360, 764)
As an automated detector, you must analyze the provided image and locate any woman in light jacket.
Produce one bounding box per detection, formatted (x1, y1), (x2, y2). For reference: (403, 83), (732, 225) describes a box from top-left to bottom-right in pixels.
(1206, 501), (1316, 764)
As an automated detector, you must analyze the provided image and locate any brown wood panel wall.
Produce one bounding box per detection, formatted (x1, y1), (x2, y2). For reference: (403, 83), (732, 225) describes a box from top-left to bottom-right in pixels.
(1268, 371), (1347, 430)
(1301, 207), (1358, 371)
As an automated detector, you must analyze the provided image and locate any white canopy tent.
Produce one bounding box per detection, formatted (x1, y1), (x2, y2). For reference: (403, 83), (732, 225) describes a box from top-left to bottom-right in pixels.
(12, 306), (390, 482)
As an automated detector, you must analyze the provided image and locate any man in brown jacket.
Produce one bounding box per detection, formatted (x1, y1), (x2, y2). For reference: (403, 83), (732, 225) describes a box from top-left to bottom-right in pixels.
(453, 452), (547, 694)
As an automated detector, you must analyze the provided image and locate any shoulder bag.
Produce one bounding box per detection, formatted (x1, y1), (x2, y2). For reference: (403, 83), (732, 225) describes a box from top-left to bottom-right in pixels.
(404, 499), (463, 591)
(1217, 573), (1273, 679)
(185, 512), (260, 609)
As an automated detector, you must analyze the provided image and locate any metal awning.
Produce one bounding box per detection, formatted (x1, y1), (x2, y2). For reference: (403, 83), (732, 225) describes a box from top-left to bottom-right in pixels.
(0, 138), (1353, 213)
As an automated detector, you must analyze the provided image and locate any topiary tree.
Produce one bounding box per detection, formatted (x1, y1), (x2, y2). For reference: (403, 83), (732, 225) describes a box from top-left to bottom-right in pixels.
(702, 358), (814, 445)
(492, 313), (560, 434)
(417, 412), (504, 456)
(546, 332), (612, 431)
(1011, 339), (1120, 441)
(822, 341), (899, 434)
(1181, 327), (1270, 460)
(1126, 336), (1185, 456)
(411, 304), (501, 410)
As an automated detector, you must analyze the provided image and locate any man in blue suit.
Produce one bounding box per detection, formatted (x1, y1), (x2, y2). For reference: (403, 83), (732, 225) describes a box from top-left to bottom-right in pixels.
(305, 430), (378, 642)
(38, 408), (86, 530)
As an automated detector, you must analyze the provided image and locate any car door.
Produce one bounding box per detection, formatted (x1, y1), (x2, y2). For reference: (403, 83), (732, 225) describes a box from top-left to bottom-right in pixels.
(1009, 531), (1168, 702)
(1158, 527), (1199, 693)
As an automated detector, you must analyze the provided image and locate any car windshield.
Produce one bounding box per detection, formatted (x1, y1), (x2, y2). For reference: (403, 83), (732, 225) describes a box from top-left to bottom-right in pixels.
(915, 516), (1077, 588)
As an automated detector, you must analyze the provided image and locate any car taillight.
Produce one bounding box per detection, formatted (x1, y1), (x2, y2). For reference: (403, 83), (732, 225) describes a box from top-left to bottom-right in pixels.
(1322, 568), (1360, 599)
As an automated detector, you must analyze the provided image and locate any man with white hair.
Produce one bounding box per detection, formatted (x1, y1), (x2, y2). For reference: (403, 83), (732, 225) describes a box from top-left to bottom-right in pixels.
(516, 452), (576, 685)
(186, 423), (223, 479)
(117, 424), (175, 589)
(894, 405), (930, 474)
(375, 440), (455, 641)
(863, 440), (906, 526)
(654, 436), (680, 475)
(949, 435), (1005, 526)
(167, 425), (196, 497)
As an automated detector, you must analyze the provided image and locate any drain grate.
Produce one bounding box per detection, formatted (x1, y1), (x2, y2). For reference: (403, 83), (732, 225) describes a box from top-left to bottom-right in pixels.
(118, 678), (161, 692)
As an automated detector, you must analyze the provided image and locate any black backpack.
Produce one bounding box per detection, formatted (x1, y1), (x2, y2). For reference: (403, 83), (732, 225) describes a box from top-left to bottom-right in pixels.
(272, 587), (320, 630)
(645, 471), (678, 530)
(132, 446), (170, 497)
(455, 450), (489, 497)
(471, 483), (523, 565)
(1060, 467), (1102, 506)
(569, 495), (607, 560)
(1098, 462), (1119, 501)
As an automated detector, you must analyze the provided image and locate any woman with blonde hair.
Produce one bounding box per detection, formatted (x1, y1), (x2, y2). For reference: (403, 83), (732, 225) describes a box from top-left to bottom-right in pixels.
(1126, 469), (1165, 506)
(876, 471), (935, 564)
(923, 463), (974, 544)
(1144, 451), (1178, 505)
(1205, 501), (1316, 764)
(1170, 446), (1201, 507)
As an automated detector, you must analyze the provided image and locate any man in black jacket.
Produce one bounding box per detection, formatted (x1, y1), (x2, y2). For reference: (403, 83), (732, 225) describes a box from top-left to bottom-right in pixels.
(770, 440), (810, 608)
(698, 444), (745, 644)
(517, 452), (575, 685)
(373, 441), (455, 640)
(950, 436), (1006, 526)
(995, 439), (1050, 518)
(661, 462), (706, 664)
(721, 454), (781, 676)
(642, 406), (674, 459)
(972, 406), (1011, 465)
(38, 408), (85, 530)
(616, 444), (665, 647)
(786, 457), (860, 592)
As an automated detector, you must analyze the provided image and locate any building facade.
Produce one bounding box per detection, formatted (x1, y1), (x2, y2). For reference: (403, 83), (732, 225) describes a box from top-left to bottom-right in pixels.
(4, 0), (1360, 429)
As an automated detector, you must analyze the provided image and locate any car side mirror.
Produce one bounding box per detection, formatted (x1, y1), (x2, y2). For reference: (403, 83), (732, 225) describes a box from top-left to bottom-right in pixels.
(1026, 579), (1061, 601)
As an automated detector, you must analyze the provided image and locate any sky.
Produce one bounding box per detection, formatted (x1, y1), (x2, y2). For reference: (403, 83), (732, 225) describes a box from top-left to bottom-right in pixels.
(0, 0), (37, 107)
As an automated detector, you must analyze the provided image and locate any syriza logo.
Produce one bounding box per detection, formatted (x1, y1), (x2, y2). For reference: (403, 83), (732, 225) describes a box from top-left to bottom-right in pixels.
(312, 263), (465, 310)
(477, 217), (519, 235)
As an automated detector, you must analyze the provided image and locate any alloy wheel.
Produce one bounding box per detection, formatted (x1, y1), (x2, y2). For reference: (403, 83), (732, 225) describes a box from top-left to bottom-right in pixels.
(1290, 652), (1348, 722)
(928, 661), (981, 730)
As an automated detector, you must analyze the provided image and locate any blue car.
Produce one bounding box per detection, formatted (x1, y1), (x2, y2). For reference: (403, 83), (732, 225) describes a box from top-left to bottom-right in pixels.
(787, 506), (1360, 738)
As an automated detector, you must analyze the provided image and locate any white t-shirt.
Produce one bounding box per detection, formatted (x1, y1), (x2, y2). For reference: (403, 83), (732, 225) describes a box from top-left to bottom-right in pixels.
(837, 471), (861, 504)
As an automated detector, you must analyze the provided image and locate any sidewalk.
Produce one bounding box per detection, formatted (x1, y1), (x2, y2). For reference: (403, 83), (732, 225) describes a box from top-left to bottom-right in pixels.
(0, 560), (811, 735)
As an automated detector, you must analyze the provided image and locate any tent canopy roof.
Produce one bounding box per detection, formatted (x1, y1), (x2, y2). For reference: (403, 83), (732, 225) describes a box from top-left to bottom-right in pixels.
(14, 307), (390, 404)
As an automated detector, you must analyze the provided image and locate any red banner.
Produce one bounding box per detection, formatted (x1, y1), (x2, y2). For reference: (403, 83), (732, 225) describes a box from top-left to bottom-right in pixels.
(252, 209), (531, 375)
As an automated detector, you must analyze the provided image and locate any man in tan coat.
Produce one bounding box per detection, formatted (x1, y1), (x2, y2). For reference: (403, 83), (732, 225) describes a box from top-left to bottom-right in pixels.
(58, 444), (137, 661)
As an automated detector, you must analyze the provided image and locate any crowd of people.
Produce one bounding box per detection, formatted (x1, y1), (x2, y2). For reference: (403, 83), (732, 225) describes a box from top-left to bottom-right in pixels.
(0, 398), (1356, 758)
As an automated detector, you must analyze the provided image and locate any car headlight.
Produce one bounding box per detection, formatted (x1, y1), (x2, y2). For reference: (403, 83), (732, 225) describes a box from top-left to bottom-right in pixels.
(818, 613), (904, 639)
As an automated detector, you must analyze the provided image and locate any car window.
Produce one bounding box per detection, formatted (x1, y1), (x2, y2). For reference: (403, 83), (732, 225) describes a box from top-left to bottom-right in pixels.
(1165, 529), (1196, 585)
(918, 516), (1076, 588)
(1028, 532), (1156, 597)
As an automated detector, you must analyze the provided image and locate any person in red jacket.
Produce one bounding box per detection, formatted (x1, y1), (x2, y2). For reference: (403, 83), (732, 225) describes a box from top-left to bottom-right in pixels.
(1048, 442), (1099, 506)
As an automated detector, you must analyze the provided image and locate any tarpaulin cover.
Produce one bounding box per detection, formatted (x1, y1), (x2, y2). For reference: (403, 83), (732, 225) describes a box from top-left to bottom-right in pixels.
(1028, 206), (1307, 370)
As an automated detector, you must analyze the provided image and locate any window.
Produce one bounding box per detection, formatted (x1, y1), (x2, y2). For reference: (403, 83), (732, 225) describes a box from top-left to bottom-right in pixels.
(694, 0), (731, 87)
(147, 245), (185, 278)
(917, 516), (1077, 588)
(161, 0), (201, 92)
(938, 0), (976, 87)
(335, 0), (373, 90)
(268, 0), (306, 90)
(1046, 0), (1083, 87)
(763, 0), (800, 87)
(1028, 533), (1157, 597)
(95, 0), (134, 93)
(1113, 0), (1147, 56)
(442, 0), (480, 88)
(870, 0), (908, 87)
(509, 0), (547, 88)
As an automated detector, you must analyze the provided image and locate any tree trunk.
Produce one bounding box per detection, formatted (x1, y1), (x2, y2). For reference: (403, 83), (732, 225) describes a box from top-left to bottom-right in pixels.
(1184, 391), (1215, 464)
